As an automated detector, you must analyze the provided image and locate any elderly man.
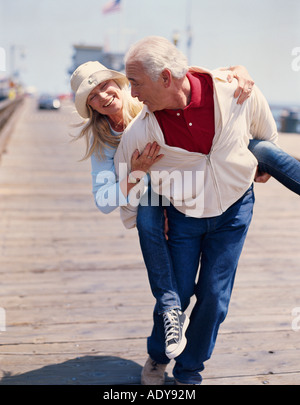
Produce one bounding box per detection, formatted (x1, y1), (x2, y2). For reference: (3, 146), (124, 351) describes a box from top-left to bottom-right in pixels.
(114, 36), (278, 385)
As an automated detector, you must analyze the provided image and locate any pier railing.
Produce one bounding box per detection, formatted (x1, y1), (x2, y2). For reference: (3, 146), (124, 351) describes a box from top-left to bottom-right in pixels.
(0, 96), (24, 156)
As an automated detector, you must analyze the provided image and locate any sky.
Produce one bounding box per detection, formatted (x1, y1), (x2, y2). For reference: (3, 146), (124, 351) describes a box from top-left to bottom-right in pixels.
(0, 0), (300, 105)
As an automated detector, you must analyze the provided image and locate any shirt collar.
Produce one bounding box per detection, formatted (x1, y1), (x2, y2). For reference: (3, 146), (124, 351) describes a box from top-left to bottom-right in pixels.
(140, 66), (225, 119)
(186, 71), (202, 109)
(140, 104), (150, 120)
(158, 72), (203, 115)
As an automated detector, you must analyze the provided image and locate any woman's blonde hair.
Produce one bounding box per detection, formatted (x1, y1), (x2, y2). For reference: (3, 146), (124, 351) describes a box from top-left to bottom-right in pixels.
(73, 79), (142, 161)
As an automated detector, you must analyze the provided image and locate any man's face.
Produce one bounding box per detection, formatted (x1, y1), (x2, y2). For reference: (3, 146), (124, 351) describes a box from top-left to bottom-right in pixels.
(126, 61), (167, 112)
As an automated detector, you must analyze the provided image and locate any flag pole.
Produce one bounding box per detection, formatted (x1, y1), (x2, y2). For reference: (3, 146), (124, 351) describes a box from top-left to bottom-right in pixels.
(118, 1), (125, 54)
(102, 0), (123, 54)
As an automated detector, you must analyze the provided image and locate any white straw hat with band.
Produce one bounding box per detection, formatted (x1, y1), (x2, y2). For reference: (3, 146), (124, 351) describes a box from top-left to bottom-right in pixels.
(70, 61), (129, 118)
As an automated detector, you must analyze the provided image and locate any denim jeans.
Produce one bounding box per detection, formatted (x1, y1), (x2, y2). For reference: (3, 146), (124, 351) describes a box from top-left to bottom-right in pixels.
(248, 139), (300, 195)
(137, 190), (181, 314)
(139, 185), (254, 384)
(136, 139), (297, 383)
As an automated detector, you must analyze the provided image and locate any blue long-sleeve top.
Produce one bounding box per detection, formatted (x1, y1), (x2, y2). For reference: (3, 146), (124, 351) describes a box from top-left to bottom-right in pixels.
(91, 141), (130, 214)
(90, 126), (150, 214)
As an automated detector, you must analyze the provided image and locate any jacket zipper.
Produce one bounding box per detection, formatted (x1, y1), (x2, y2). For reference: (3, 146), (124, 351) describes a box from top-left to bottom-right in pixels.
(206, 153), (222, 213)
(206, 72), (225, 214)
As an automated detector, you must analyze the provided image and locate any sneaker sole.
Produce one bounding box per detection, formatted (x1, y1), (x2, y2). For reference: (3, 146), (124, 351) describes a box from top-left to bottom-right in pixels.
(165, 315), (190, 359)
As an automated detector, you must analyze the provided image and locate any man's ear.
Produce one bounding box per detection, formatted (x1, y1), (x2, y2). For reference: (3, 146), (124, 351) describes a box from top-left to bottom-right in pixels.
(161, 69), (172, 88)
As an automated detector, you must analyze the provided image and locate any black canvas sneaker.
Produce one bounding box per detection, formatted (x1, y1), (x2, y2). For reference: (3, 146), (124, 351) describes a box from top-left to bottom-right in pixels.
(162, 309), (189, 359)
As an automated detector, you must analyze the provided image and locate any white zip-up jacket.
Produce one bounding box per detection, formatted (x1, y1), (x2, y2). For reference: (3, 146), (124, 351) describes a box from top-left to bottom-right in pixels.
(114, 67), (278, 229)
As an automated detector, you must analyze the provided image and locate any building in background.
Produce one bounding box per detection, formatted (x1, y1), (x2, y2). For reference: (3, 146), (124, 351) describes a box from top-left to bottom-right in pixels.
(68, 44), (300, 134)
(69, 44), (125, 75)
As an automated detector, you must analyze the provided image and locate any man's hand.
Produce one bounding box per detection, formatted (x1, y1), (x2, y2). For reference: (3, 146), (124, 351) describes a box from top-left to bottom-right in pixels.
(227, 65), (255, 105)
(254, 167), (271, 183)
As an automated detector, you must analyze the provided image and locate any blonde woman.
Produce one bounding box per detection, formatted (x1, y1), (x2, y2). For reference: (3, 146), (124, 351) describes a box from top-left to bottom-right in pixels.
(70, 61), (188, 360)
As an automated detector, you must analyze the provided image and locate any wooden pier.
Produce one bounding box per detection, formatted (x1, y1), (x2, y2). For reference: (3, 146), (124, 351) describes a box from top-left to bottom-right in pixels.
(0, 98), (299, 385)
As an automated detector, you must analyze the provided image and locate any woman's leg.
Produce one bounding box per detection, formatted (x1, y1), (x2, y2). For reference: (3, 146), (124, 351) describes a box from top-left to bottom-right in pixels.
(248, 139), (300, 195)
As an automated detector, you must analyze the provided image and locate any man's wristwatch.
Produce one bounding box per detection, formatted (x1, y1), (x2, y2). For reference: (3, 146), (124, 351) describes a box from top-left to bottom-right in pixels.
(128, 172), (140, 184)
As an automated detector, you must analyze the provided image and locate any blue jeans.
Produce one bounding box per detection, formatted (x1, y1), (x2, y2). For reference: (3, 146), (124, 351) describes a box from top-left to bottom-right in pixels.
(137, 141), (299, 313)
(136, 139), (298, 383)
(144, 185), (255, 384)
(248, 139), (300, 195)
(137, 191), (181, 314)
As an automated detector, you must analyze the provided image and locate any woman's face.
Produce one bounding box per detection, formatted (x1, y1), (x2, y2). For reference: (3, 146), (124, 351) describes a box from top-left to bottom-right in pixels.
(87, 80), (123, 117)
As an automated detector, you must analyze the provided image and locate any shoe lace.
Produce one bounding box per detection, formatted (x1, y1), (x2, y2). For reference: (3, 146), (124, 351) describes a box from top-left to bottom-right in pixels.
(163, 309), (180, 343)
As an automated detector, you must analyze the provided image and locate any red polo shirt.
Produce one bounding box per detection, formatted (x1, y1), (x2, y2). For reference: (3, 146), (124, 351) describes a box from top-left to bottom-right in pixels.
(154, 72), (215, 155)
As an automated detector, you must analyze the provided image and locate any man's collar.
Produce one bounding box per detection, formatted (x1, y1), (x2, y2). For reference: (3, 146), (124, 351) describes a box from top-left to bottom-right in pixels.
(139, 66), (228, 119)
(140, 104), (150, 120)
(189, 66), (229, 82)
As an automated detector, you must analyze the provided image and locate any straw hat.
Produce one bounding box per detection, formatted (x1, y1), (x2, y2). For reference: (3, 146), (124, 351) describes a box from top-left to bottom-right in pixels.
(70, 61), (129, 118)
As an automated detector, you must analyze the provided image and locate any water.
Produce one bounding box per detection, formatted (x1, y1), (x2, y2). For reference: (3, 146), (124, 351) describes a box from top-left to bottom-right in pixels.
(270, 104), (300, 133)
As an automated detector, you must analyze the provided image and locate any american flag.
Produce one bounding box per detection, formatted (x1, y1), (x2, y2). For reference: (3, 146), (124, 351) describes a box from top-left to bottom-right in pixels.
(102, 0), (121, 14)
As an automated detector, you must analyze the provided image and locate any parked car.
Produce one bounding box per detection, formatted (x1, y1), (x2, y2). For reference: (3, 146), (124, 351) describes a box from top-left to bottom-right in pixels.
(38, 94), (61, 110)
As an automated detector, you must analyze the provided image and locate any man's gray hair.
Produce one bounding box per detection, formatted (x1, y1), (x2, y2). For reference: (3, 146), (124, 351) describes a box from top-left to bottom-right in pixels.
(125, 36), (189, 81)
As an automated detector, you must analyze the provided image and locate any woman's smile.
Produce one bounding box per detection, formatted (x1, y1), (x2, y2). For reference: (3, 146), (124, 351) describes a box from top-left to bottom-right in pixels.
(104, 96), (115, 108)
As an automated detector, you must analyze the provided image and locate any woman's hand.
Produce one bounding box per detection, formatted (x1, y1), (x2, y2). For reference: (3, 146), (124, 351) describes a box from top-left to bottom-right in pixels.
(131, 142), (164, 173)
(120, 142), (164, 198)
(227, 65), (255, 105)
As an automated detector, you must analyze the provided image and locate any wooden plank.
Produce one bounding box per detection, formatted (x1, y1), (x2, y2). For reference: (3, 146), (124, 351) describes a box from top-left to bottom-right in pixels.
(0, 332), (299, 385)
(0, 98), (299, 385)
